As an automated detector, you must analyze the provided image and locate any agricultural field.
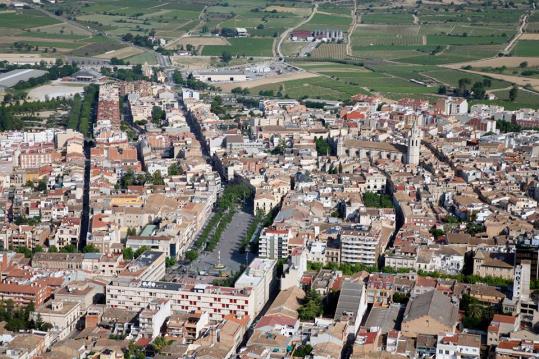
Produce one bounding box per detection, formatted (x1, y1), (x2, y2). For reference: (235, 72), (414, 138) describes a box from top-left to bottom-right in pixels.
(513, 40), (539, 57)
(0, 9), (123, 57)
(351, 4), (523, 65)
(50, 0), (207, 39)
(252, 61), (439, 101)
(201, 38), (274, 57)
(310, 43), (347, 59)
(280, 40), (307, 57)
(0, 9), (60, 29)
(362, 12), (415, 25)
(302, 13), (352, 31)
(124, 51), (158, 65)
(472, 88), (539, 110)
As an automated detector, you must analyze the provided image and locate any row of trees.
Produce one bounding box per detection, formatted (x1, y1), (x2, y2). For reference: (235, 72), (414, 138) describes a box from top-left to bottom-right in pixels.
(100, 65), (148, 82)
(192, 183), (254, 253)
(363, 192), (394, 208)
(0, 97), (72, 131)
(438, 77), (493, 99)
(122, 245), (152, 261)
(0, 300), (51, 332)
(171, 70), (209, 91)
(117, 169), (166, 189)
(66, 84), (98, 137)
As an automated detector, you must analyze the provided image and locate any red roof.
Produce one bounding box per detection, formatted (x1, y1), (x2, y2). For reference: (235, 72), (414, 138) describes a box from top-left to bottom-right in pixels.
(256, 314), (297, 329)
(492, 314), (517, 324)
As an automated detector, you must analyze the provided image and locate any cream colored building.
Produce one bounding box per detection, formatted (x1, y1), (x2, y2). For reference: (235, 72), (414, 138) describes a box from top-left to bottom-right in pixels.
(107, 279), (256, 324)
(31, 300), (81, 341)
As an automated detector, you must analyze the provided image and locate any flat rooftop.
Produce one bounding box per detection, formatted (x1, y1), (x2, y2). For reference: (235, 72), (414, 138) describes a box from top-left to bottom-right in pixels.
(0, 69), (47, 88)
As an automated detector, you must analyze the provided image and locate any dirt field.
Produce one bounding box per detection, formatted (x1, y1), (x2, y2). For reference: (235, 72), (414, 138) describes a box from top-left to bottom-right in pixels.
(219, 71), (320, 91)
(177, 36), (230, 46)
(28, 83), (85, 101)
(264, 5), (312, 16)
(171, 55), (213, 69)
(444, 67), (539, 90)
(95, 46), (144, 59)
(31, 22), (92, 36)
(520, 33), (539, 40)
(0, 36), (75, 44)
(446, 56), (539, 68)
(0, 53), (56, 64)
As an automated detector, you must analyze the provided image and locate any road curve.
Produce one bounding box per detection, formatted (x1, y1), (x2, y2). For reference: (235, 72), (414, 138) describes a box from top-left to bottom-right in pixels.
(275, 3), (318, 59)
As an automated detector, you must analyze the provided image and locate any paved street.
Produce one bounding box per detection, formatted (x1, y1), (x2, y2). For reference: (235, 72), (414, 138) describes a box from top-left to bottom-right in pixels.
(189, 209), (255, 276)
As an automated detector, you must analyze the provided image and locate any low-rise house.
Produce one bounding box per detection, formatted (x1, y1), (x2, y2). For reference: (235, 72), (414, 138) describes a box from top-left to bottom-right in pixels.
(401, 290), (458, 338)
(31, 300), (81, 341)
(436, 333), (481, 359)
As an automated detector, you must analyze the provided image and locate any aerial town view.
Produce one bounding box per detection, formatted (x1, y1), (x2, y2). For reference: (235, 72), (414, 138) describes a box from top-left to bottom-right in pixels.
(1, 0), (539, 357)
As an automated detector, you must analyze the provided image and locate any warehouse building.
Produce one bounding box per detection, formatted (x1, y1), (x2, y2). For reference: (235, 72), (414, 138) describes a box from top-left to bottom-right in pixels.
(0, 69), (48, 89)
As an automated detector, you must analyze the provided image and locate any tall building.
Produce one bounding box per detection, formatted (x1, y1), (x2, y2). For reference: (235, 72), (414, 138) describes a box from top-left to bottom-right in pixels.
(340, 224), (392, 266)
(258, 227), (293, 259)
(515, 237), (539, 281)
(406, 121), (421, 166)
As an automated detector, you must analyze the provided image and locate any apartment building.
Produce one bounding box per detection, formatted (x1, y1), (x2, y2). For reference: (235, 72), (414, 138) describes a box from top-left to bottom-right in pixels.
(258, 227), (293, 260)
(118, 251), (166, 282)
(234, 258), (277, 316)
(106, 279), (255, 324)
(340, 224), (389, 266)
(31, 300), (81, 341)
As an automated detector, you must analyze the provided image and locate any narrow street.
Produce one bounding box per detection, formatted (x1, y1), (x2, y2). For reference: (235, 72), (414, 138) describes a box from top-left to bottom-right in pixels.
(79, 140), (91, 251)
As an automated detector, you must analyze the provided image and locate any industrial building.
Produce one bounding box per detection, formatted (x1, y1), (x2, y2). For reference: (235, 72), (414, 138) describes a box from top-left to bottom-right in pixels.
(0, 69), (48, 90)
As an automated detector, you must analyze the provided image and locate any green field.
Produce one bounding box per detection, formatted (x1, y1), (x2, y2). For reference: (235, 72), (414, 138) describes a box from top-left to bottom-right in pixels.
(362, 12), (414, 25)
(0, 10), (60, 29)
(125, 51), (158, 65)
(202, 38), (274, 57)
(303, 13), (352, 31)
(471, 88), (539, 110)
(513, 40), (539, 57)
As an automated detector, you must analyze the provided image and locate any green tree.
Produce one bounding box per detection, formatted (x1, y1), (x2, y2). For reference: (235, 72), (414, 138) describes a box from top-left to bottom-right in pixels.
(48, 245), (58, 253)
(221, 50), (232, 63)
(83, 244), (100, 253)
(165, 257), (176, 267)
(509, 86), (518, 102)
(123, 247), (134, 260)
(60, 244), (77, 253)
(151, 336), (172, 353)
(185, 250), (198, 262)
(151, 106), (165, 125)
(167, 163), (182, 176)
(315, 137), (331, 156)
(294, 344), (313, 357)
(37, 177), (48, 192)
(471, 82), (486, 99)
(134, 246), (149, 258)
(298, 290), (323, 321)
(152, 170), (165, 185)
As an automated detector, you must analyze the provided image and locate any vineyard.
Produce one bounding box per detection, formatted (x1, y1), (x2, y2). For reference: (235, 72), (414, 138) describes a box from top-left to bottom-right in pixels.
(352, 25), (423, 47)
(310, 43), (347, 59)
(526, 22), (539, 33)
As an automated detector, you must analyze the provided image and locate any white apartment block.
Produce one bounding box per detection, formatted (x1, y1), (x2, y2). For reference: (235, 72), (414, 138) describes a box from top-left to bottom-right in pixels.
(106, 279), (256, 324)
(436, 97), (468, 116)
(340, 225), (383, 266)
(234, 258), (277, 316)
(139, 299), (172, 340)
(258, 228), (293, 259)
